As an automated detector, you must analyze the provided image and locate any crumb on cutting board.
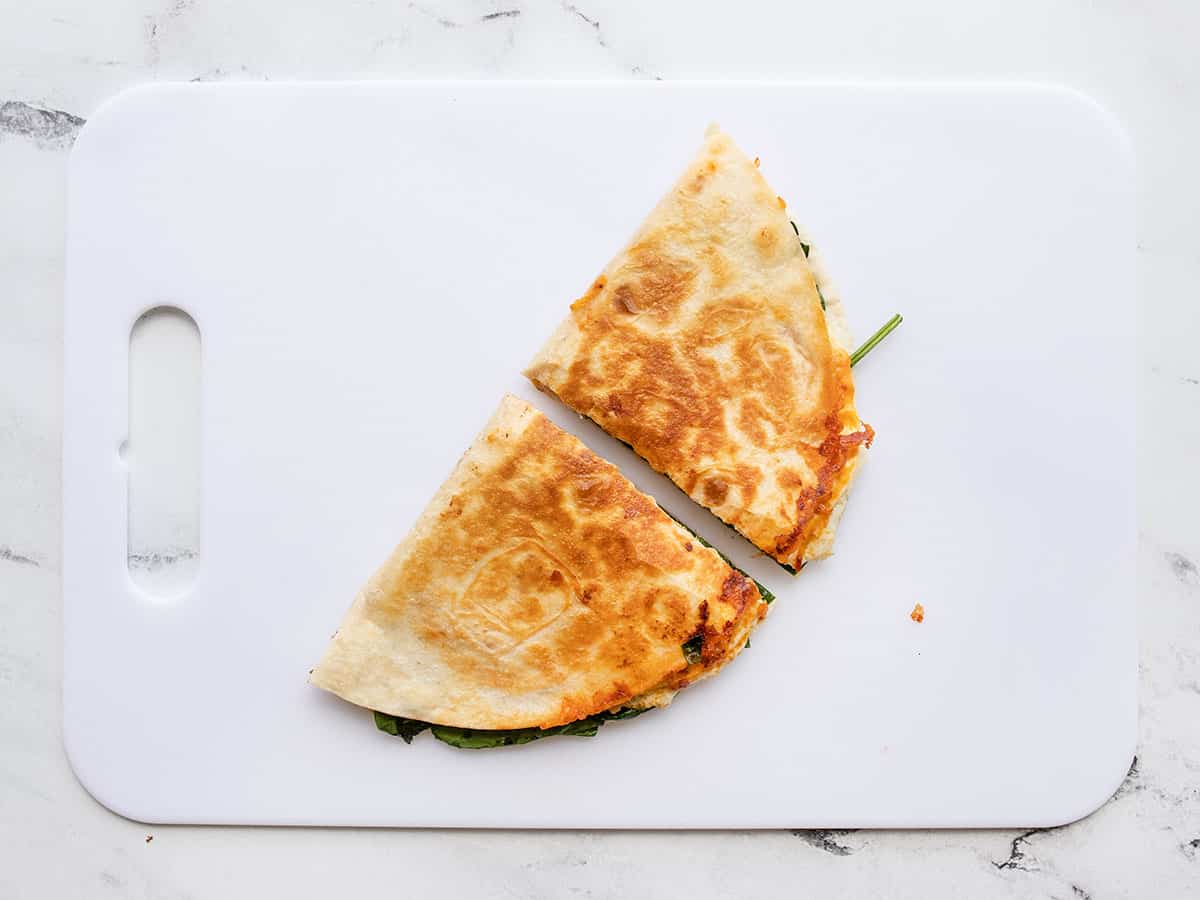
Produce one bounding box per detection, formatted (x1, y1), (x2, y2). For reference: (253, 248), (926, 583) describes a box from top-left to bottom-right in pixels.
(910, 603), (925, 623)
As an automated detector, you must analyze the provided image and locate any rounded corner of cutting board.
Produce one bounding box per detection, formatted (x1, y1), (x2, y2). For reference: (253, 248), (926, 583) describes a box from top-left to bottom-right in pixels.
(1033, 736), (1138, 830)
(1023, 82), (1135, 169)
(69, 83), (181, 167)
(62, 727), (166, 826)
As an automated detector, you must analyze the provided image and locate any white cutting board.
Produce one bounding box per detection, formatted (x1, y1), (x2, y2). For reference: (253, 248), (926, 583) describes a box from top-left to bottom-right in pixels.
(63, 82), (1136, 828)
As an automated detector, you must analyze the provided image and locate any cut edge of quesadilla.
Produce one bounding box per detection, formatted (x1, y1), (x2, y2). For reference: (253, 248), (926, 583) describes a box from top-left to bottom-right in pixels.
(779, 219), (865, 564)
(310, 394), (770, 746)
(524, 126), (872, 572)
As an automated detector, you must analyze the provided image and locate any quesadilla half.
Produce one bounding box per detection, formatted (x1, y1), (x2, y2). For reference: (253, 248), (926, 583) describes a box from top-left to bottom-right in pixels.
(525, 127), (872, 571)
(311, 395), (769, 747)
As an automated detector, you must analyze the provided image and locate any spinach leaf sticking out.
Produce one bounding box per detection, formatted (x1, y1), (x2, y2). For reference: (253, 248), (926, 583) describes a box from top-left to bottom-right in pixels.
(790, 220), (811, 257)
(373, 710), (430, 744)
(681, 634), (705, 665)
(850, 314), (903, 367)
(373, 707), (648, 750)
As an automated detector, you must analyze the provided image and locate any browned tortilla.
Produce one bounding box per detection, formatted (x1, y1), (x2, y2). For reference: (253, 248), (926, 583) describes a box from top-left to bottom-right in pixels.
(525, 127), (871, 568)
(311, 395), (766, 730)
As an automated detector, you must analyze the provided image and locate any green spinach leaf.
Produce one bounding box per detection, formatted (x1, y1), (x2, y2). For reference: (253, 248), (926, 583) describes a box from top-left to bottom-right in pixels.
(373, 710), (431, 744)
(850, 314), (903, 367)
(681, 634), (704, 665)
(373, 707), (648, 750)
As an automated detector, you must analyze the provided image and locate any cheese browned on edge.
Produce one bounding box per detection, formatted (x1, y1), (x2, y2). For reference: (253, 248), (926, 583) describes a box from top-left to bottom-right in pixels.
(310, 395), (765, 731)
(525, 127), (871, 569)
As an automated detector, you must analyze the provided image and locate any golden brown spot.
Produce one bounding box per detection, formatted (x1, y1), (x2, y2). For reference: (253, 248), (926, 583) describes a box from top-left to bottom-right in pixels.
(610, 244), (697, 319)
(718, 571), (757, 618)
(700, 246), (733, 289)
(692, 298), (757, 342)
(614, 285), (640, 314)
(737, 398), (770, 446)
(439, 494), (464, 519)
(570, 276), (607, 313)
(525, 644), (560, 680)
(733, 331), (801, 416)
(754, 225), (778, 255)
(702, 477), (729, 506)
(733, 465), (762, 507)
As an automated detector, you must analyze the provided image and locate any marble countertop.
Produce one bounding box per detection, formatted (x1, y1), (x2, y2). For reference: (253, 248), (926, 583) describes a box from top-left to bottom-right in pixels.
(2, 1), (1198, 897)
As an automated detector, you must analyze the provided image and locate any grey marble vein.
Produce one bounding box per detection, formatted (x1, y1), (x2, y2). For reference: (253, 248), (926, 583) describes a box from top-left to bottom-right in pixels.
(562, 1), (606, 47)
(127, 547), (198, 571)
(409, 3), (522, 29)
(0, 101), (85, 150)
(1183, 838), (1200, 861)
(560, 2), (659, 79)
(72, 56), (127, 68)
(1111, 755), (1141, 800)
(1165, 551), (1198, 585)
(0, 545), (40, 567)
(100, 871), (124, 889)
(143, 16), (160, 63)
(189, 65), (267, 83)
(992, 828), (1051, 872)
(791, 829), (857, 856)
(143, 0), (198, 65)
(409, 2), (462, 28)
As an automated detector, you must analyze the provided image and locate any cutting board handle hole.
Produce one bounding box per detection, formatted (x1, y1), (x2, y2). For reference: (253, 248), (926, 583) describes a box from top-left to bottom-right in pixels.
(126, 306), (201, 600)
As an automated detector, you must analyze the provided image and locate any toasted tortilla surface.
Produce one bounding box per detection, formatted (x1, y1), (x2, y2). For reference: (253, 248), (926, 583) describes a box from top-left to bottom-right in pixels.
(311, 395), (765, 731)
(525, 128), (872, 568)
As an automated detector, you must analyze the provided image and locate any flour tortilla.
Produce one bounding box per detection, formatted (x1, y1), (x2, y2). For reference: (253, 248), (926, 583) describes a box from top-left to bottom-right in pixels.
(311, 395), (765, 730)
(525, 127), (871, 568)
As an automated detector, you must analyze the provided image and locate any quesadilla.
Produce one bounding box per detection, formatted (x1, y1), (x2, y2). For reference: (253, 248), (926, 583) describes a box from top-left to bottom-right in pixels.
(525, 126), (873, 571)
(310, 394), (770, 748)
